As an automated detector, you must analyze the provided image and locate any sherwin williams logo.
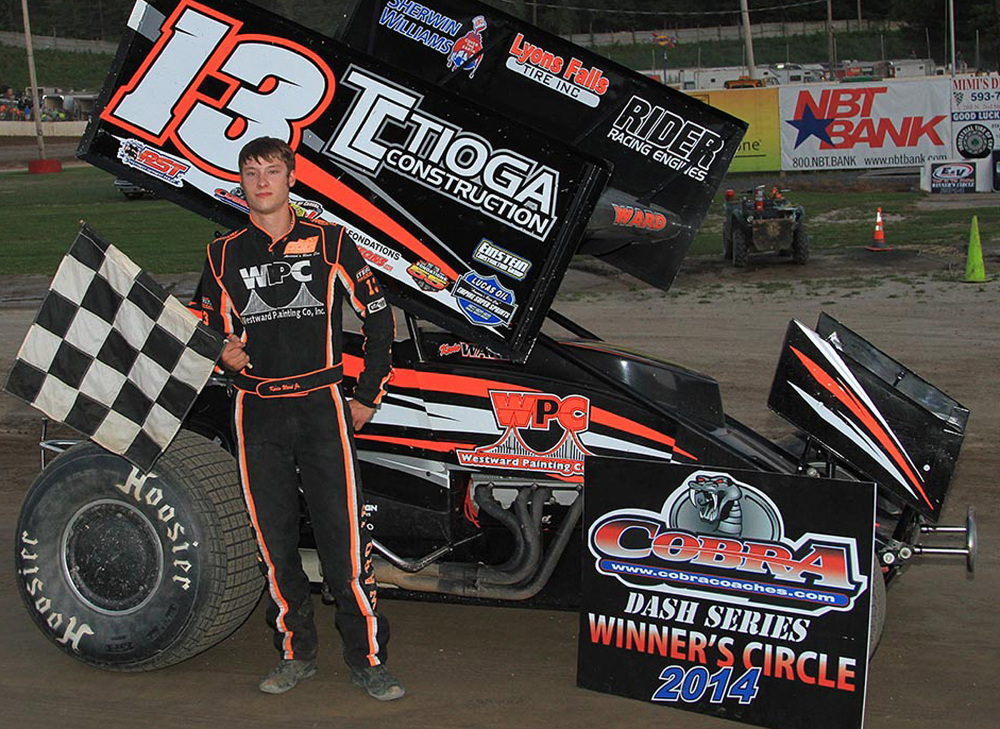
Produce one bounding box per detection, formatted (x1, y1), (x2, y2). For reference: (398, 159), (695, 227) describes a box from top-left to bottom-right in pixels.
(447, 14), (487, 78)
(377, 0), (464, 54)
(588, 470), (868, 616)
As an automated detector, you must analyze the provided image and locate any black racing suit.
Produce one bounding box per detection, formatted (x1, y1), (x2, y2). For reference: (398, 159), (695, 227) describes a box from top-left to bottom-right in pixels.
(194, 208), (394, 668)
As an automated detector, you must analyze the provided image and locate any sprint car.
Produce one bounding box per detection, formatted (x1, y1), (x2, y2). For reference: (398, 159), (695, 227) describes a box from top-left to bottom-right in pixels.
(18, 304), (975, 670)
(12, 0), (975, 673)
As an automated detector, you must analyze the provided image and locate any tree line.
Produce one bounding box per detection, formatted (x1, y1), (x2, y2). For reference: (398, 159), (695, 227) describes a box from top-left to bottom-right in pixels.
(1, 1), (997, 68)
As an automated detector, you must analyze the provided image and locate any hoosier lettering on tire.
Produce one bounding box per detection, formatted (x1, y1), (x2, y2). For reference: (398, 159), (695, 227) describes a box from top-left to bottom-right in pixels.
(15, 430), (262, 671)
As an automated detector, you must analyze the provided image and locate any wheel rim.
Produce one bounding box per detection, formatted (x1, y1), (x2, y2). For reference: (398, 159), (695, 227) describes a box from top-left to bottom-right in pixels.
(62, 499), (164, 615)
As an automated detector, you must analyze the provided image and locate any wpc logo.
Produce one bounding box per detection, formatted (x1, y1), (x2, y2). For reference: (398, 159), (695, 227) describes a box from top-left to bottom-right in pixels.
(787, 88), (946, 150)
(456, 391), (592, 480)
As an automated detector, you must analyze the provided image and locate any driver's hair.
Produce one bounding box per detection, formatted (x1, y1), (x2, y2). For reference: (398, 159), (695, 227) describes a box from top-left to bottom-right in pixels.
(238, 137), (295, 173)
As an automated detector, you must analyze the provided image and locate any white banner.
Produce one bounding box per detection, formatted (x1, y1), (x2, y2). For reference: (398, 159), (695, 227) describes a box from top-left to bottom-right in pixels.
(950, 74), (1000, 160)
(780, 79), (952, 170)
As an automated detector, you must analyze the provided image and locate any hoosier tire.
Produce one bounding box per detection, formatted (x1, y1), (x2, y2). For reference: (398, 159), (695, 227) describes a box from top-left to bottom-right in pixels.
(15, 430), (262, 671)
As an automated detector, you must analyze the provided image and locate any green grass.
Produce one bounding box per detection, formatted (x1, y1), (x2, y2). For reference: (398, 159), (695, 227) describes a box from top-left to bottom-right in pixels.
(690, 185), (999, 256)
(0, 46), (115, 93)
(0, 166), (217, 275)
(1, 164), (996, 277)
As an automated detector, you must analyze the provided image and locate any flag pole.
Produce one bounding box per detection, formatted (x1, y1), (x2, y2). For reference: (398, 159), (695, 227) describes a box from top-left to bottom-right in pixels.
(20, 0), (47, 162)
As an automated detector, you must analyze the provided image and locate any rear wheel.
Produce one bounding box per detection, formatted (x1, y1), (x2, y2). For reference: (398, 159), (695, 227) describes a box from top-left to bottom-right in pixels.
(722, 219), (733, 259)
(775, 432), (886, 657)
(732, 225), (749, 267)
(869, 568), (886, 656)
(15, 430), (262, 671)
(792, 224), (810, 264)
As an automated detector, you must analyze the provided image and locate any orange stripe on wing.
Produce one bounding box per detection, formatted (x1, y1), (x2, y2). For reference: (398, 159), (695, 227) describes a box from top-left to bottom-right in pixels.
(590, 408), (696, 460)
(343, 354), (534, 398)
(791, 346), (931, 508)
(355, 433), (477, 452)
(294, 155), (459, 280)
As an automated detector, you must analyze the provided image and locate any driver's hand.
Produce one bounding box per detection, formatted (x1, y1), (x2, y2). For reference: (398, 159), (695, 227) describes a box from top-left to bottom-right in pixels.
(220, 335), (250, 372)
(349, 400), (375, 431)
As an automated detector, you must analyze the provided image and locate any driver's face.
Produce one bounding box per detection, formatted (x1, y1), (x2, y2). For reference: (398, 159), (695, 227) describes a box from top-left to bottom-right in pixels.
(239, 156), (295, 216)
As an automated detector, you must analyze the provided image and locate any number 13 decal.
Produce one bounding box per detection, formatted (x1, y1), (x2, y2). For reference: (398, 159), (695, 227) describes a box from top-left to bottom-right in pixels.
(103, 0), (335, 180)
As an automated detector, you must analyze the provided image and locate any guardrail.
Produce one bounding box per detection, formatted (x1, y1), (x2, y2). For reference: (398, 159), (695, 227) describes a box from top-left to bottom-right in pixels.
(0, 31), (116, 54)
(566, 19), (899, 48)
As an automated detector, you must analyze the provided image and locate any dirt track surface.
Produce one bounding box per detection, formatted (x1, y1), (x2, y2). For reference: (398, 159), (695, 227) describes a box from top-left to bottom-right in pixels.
(2, 247), (998, 729)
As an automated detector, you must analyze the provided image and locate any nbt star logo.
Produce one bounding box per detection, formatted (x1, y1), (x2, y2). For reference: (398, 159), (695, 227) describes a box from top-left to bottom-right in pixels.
(787, 87), (945, 150)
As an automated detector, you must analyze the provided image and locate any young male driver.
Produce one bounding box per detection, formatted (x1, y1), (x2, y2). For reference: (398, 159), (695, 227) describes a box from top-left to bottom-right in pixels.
(195, 137), (402, 700)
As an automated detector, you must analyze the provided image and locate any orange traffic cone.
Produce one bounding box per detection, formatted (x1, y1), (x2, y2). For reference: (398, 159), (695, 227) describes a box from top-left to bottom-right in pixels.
(866, 207), (891, 251)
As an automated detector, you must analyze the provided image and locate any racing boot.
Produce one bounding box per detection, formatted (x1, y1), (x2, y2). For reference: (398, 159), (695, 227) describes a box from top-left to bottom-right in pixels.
(350, 664), (406, 701)
(258, 658), (318, 694)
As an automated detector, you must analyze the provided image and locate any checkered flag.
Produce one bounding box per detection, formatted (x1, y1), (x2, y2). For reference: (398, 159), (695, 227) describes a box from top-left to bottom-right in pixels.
(4, 224), (225, 472)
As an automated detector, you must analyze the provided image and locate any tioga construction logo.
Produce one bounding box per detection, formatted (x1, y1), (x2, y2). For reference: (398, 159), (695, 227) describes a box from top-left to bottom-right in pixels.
(456, 391), (592, 480)
(325, 67), (561, 241)
(588, 471), (868, 616)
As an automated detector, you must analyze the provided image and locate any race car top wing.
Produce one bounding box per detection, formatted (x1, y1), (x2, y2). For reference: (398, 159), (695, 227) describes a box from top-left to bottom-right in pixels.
(340, 0), (747, 292)
(77, 0), (610, 361)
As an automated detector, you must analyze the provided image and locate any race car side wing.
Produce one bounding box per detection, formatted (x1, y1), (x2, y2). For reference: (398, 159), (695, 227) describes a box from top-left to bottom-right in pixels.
(768, 314), (968, 521)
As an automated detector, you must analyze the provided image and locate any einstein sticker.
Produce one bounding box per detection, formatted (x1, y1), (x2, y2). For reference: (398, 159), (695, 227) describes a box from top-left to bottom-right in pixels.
(578, 458), (876, 729)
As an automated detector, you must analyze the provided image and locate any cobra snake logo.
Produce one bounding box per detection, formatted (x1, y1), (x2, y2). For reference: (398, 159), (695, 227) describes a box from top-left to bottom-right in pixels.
(688, 474), (744, 537)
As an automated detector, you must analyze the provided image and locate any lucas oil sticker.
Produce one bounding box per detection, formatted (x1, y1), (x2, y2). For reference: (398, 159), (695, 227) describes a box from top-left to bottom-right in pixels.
(453, 271), (516, 328)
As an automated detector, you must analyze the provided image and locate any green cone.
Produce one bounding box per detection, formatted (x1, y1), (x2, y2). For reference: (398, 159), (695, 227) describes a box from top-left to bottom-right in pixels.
(964, 215), (988, 283)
